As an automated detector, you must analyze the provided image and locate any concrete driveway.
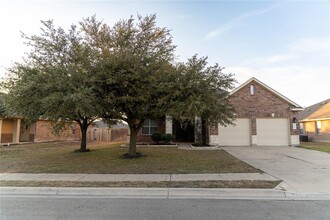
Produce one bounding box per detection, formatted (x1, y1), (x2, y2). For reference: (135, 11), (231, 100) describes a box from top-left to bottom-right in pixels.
(222, 146), (330, 193)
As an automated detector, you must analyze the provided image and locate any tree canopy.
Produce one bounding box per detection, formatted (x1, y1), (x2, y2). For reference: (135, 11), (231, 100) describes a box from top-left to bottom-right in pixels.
(2, 14), (236, 156)
(2, 20), (108, 152)
(79, 15), (177, 157)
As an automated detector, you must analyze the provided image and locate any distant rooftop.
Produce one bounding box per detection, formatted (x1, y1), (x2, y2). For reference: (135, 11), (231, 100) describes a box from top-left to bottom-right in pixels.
(94, 121), (128, 129)
(298, 98), (330, 120)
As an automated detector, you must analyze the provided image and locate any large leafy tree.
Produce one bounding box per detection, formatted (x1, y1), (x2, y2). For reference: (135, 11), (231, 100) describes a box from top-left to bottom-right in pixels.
(81, 15), (176, 157)
(167, 55), (236, 144)
(81, 15), (236, 156)
(2, 20), (106, 152)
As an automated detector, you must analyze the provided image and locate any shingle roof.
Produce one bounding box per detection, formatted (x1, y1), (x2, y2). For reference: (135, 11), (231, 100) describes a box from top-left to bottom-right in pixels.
(298, 98), (330, 121)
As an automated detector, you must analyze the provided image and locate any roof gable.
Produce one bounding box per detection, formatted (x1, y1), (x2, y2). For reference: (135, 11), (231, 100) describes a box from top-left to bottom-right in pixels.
(230, 77), (302, 108)
(298, 99), (330, 120)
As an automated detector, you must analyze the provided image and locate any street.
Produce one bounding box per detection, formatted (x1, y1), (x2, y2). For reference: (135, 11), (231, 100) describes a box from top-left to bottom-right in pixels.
(1, 196), (329, 220)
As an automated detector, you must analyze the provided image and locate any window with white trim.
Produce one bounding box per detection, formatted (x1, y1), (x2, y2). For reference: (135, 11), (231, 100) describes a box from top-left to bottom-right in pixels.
(142, 119), (158, 135)
(315, 121), (321, 134)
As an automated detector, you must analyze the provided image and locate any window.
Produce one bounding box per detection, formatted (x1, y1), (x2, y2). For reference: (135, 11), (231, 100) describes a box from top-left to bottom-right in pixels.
(250, 84), (255, 95)
(315, 121), (321, 134)
(142, 119), (158, 135)
(299, 123), (304, 134)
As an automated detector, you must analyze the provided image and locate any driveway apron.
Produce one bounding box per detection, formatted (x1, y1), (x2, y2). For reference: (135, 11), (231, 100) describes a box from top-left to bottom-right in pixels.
(222, 146), (330, 193)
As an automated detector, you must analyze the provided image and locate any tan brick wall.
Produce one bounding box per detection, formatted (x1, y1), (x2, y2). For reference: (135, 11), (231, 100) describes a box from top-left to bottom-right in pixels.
(34, 120), (81, 142)
(1, 119), (15, 143)
(229, 81), (299, 135)
(2, 119), (14, 133)
(301, 120), (330, 142)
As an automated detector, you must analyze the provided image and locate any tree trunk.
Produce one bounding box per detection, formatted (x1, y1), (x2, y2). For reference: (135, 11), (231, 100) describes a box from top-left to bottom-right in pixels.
(78, 118), (89, 152)
(129, 127), (138, 157)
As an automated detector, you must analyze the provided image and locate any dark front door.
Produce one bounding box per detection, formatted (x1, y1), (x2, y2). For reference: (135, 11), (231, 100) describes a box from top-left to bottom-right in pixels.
(172, 119), (194, 142)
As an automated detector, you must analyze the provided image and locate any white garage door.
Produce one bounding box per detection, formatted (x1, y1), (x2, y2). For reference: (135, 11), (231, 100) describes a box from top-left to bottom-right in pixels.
(217, 118), (250, 146)
(256, 118), (289, 146)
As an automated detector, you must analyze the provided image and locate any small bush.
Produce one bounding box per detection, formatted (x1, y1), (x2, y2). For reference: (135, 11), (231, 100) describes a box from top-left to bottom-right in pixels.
(162, 133), (174, 144)
(151, 132), (162, 144)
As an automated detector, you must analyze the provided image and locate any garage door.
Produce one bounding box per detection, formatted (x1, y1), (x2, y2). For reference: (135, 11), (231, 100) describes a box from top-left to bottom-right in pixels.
(256, 118), (289, 146)
(217, 118), (250, 146)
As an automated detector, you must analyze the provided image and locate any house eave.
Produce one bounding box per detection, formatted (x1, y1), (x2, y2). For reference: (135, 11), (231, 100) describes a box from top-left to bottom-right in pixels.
(291, 107), (304, 112)
(300, 118), (330, 122)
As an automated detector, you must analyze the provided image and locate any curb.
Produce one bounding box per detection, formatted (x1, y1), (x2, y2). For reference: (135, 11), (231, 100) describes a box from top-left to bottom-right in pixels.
(1, 187), (329, 200)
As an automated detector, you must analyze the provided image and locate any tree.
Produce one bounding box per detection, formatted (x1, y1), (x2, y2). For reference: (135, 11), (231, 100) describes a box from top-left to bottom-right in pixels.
(166, 55), (236, 145)
(81, 14), (176, 157)
(0, 93), (6, 116)
(2, 20), (107, 152)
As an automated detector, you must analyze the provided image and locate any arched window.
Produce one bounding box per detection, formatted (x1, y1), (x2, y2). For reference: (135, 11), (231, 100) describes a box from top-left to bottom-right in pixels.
(250, 84), (255, 95)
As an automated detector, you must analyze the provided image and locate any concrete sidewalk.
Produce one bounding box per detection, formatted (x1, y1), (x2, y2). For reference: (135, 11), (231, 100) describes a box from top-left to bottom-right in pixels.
(2, 173), (330, 200)
(0, 173), (278, 182)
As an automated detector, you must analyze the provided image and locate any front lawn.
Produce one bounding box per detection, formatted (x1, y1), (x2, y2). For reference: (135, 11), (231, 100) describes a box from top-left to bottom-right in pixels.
(0, 142), (260, 174)
(299, 142), (330, 153)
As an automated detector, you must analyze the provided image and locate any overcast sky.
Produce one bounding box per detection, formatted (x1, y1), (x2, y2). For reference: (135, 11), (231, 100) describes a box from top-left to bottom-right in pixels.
(0, 0), (329, 107)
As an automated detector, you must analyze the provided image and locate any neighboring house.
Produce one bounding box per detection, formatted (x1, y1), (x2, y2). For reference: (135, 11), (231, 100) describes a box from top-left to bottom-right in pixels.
(298, 99), (330, 142)
(0, 117), (81, 144)
(137, 77), (303, 146)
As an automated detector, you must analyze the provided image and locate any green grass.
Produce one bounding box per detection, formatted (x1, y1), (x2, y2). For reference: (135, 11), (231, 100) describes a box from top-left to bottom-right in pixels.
(0, 180), (280, 188)
(0, 142), (260, 174)
(299, 142), (330, 153)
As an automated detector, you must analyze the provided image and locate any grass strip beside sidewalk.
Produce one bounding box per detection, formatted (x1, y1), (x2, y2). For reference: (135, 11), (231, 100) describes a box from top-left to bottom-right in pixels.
(0, 180), (281, 189)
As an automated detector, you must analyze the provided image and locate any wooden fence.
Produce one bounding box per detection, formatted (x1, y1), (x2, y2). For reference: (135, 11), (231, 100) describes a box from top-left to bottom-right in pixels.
(87, 128), (129, 142)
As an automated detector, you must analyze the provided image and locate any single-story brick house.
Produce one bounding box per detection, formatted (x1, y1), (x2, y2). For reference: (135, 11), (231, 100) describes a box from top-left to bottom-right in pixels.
(137, 77), (303, 146)
(0, 117), (81, 144)
(298, 99), (330, 142)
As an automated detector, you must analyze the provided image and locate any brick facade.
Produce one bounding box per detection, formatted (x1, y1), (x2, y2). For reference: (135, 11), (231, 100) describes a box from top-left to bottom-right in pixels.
(229, 81), (299, 136)
(135, 78), (302, 146)
(136, 117), (166, 143)
(34, 120), (81, 142)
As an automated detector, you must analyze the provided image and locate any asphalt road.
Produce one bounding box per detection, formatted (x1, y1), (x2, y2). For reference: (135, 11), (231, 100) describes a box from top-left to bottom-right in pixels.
(1, 196), (329, 220)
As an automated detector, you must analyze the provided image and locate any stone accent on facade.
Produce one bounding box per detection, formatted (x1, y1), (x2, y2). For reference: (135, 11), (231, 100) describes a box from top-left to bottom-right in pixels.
(165, 116), (173, 134)
(251, 135), (257, 146)
(210, 124), (218, 135)
(290, 135), (300, 146)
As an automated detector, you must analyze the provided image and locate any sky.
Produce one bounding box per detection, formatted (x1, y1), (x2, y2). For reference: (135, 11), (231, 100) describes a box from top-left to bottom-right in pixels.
(0, 0), (329, 107)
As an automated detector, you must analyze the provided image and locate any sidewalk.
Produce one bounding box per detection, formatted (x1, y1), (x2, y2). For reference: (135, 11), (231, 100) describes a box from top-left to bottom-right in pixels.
(1, 173), (330, 200)
(0, 173), (278, 182)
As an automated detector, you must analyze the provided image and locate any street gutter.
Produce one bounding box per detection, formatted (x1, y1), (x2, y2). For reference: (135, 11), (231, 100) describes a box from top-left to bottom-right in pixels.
(1, 187), (329, 201)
